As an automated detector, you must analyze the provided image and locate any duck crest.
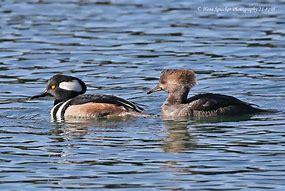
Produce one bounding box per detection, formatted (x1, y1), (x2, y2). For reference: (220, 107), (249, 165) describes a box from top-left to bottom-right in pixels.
(161, 69), (196, 88)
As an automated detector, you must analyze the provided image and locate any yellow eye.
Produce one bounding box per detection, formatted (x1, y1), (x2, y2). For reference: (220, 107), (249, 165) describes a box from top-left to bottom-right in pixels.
(51, 85), (56, 90)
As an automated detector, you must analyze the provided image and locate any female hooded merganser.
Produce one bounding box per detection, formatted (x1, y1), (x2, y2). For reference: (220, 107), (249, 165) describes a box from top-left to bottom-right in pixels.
(31, 74), (144, 120)
(147, 69), (267, 118)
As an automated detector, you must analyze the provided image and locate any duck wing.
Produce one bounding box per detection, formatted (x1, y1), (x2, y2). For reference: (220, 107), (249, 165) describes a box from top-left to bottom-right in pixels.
(70, 94), (144, 112)
(186, 93), (257, 112)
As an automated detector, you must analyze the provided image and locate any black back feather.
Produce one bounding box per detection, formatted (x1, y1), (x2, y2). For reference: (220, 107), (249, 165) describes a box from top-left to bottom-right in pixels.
(187, 93), (261, 112)
(70, 94), (144, 112)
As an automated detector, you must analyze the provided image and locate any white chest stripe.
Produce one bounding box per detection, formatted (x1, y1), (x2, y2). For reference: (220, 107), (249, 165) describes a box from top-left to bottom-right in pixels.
(56, 99), (72, 120)
(59, 80), (82, 92)
(50, 102), (63, 119)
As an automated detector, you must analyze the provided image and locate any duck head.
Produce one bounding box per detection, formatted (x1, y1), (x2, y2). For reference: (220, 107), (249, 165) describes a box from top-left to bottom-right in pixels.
(31, 74), (87, 103)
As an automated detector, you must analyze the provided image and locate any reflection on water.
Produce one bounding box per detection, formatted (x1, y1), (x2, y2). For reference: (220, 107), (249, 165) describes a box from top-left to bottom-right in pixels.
(49, 118), (134, 139)
(1, 0), (285, 190)
(162, 121), (197, 153)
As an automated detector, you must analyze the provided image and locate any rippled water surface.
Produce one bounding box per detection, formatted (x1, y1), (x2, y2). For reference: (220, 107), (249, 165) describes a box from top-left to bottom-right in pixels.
(1, 0), (285, 190)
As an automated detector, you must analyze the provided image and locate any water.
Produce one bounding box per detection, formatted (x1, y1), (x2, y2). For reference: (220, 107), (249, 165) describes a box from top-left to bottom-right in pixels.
(1, 0), (285, 190)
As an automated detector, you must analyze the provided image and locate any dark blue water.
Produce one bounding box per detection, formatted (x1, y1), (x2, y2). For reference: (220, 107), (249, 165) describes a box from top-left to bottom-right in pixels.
(1, 0), (285, 190)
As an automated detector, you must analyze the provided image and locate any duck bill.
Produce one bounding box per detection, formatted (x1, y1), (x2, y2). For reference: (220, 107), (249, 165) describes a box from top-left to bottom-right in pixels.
(30, 90), (49, 100)
(147, 85), (162, 94)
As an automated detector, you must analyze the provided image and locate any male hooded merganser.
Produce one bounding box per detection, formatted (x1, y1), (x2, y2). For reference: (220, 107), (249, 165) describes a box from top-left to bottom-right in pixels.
(147, 69), (267, 118)
(31, 74), (144, 120)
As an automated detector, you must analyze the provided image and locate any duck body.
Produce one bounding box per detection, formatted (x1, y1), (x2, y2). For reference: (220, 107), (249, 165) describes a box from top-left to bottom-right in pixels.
(51, 94), (144, 120)
(162, 93), (265, 118)
(31, 74), (144, 121)
(148, 69), (268, 119)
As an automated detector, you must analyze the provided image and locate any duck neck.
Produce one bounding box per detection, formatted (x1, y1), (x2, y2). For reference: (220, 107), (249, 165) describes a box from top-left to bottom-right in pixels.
(166, 87), (189, 105)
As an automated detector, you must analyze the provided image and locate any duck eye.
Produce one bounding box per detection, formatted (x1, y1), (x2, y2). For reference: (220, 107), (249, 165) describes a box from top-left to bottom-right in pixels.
(51, 85), (56, 90)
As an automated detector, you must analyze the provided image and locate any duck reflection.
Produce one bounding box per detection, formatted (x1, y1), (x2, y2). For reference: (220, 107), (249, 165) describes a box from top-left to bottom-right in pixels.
(48, 118), (137, 162)
(161, 113), (262, 153)
(49, 118), (132, 140)
(162, 120), (197, 153)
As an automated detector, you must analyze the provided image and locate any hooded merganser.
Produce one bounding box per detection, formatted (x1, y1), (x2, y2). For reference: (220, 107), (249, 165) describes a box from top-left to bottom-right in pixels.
(31, 74), (144, 120)
(147, 69), (267, 118)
